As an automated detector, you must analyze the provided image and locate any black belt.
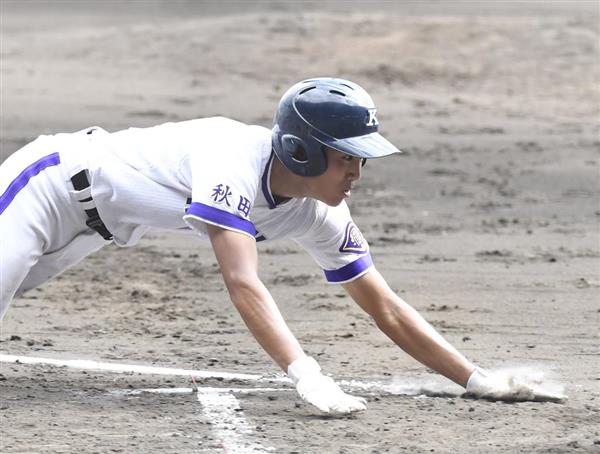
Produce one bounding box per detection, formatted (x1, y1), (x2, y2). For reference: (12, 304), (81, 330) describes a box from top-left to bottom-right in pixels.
(70, 170), (113, 241)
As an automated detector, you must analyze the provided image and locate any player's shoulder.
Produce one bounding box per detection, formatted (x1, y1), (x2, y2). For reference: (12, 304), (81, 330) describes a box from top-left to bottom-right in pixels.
(183, 117), (271, 153)
(112, 117), (270, 139)
(177, 116), (245, 130)
(178, 117), (270, 137)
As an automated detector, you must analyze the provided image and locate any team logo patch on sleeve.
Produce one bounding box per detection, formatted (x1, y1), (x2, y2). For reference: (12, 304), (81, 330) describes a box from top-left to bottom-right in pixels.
(339, 222), (368, 253)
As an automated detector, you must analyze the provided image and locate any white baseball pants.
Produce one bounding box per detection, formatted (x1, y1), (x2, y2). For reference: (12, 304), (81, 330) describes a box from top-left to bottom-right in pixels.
(0, 135), (109, 319)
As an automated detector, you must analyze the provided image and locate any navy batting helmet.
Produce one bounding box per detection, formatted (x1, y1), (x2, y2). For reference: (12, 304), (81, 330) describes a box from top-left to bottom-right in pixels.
(272, 77), (401, 176)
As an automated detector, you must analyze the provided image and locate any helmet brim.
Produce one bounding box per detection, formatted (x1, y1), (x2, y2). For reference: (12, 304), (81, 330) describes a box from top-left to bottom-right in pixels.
(315, 131), (402, 159)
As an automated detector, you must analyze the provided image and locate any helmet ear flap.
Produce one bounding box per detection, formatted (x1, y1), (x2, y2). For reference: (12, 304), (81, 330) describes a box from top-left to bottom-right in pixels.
(281, 135), (308, 163)
(279, 134), (327, 176)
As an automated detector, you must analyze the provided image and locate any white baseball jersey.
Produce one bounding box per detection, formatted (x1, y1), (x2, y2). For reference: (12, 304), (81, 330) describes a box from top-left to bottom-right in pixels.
(80, 117), (372, 283)
(0, 117), (373, 313)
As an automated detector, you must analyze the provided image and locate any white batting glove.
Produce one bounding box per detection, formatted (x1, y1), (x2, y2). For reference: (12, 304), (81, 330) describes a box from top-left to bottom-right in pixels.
(465, 367), (566, 402)
(288, 356), (367, 414)
(465, 368), (511, 398)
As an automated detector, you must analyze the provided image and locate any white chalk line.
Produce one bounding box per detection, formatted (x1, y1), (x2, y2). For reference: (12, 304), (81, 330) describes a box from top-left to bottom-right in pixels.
(112, 387), (287, 396)
(0, 353), (287, 383)
(196, 391), (275, 453)
(0, 353), (460, 398)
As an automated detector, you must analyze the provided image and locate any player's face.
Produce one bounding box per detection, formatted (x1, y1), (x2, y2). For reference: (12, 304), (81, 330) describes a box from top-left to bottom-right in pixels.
(310, 148), (363, 206)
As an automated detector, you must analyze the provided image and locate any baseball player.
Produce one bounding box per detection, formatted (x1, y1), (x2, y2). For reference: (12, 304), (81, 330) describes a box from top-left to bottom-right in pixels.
(1, 77), (502, 414)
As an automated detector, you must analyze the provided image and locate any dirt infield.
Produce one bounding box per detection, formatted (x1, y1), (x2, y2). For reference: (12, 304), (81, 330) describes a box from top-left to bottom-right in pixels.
(1, 1), (599, 453)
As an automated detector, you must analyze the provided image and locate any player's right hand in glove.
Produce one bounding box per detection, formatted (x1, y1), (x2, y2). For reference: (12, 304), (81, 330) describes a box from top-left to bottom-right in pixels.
(287, 356), (367, 414)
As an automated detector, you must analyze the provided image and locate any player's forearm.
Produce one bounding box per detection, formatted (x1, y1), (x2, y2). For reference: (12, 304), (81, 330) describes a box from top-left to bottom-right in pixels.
(226, 277), (305, 371)
(373, 296), (475, 386)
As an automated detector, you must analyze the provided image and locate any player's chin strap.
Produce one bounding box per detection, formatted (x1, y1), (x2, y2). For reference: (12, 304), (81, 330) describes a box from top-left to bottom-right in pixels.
(70, 169), (113, 241)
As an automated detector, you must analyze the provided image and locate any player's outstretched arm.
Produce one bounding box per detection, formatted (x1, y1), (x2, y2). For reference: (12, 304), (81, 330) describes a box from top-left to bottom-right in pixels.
(206, 224), (304, 369)
(343, 268), (567, 401)
(206, 224), (366, 413)
(343, 268), (476, 387)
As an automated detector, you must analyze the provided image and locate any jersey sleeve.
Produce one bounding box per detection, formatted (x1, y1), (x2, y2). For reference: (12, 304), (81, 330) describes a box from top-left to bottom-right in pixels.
(183, 131), (262, 239)
(294, 201), (373, 284)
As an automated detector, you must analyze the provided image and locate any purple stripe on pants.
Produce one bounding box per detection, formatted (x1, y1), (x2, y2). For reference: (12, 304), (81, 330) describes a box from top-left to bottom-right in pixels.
(0, 152), (61, 215)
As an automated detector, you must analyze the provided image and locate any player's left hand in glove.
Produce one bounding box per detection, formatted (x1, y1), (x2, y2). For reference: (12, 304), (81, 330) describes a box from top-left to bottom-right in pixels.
(465, 367), (565, 402)
(287, 356), (367, 414)
(465, 368), (511, 399)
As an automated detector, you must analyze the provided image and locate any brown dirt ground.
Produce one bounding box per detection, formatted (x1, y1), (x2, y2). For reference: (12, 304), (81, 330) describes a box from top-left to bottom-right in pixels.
(1, 1), (599, 453)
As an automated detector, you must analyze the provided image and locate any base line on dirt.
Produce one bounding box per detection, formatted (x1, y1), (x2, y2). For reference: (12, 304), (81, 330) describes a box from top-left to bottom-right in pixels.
(0, 353), (289, 383)
(113, 387), (287, 396)
(196, 390), (275, 453)
(0, 353), (463, 398)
